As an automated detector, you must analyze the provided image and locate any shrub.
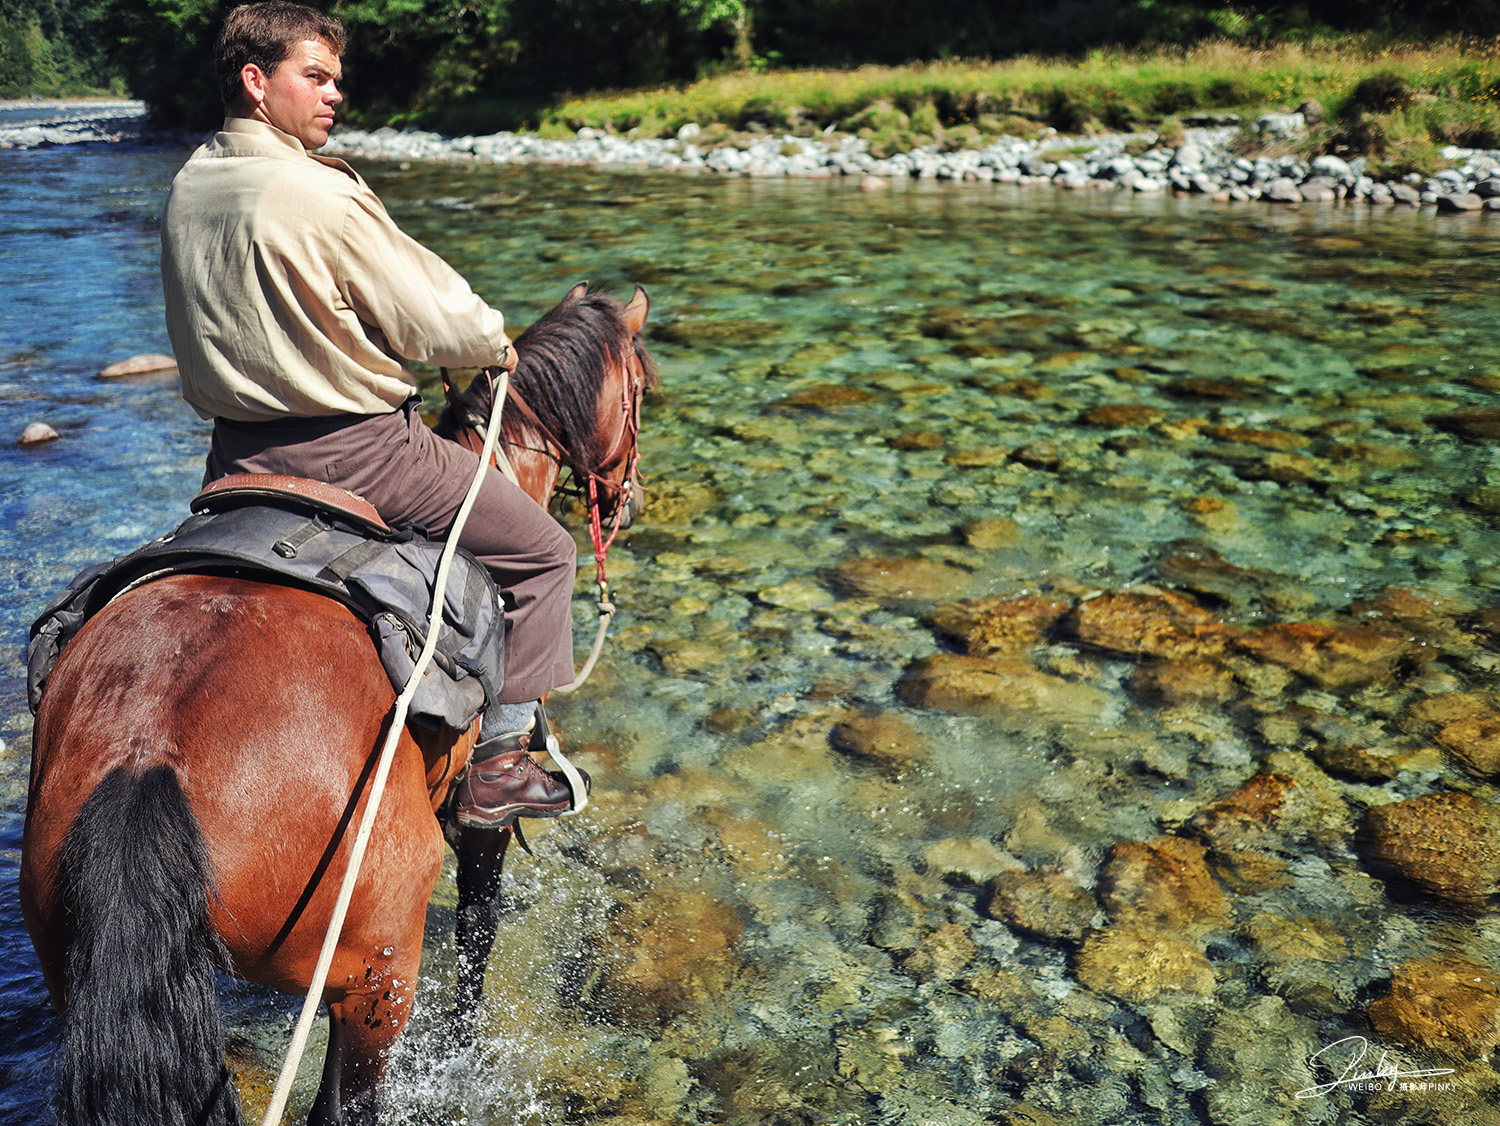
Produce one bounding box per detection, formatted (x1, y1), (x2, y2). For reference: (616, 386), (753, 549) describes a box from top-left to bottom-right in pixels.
(1156, 116), (1186, 146)
(1348, 72), (1413, 114)
(1150, 80), (1201, 115)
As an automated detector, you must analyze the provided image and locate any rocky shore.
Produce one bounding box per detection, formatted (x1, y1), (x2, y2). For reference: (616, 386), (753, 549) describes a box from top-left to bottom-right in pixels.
(7, 99), (1500, 211)
(320, 116), (1500, 210)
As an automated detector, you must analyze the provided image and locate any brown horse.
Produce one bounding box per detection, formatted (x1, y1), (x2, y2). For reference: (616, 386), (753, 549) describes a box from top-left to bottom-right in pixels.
(19, 283), (653, 1126)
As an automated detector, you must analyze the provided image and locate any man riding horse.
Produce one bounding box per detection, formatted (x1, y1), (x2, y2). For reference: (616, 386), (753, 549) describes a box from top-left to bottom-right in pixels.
(162, 0), (584, 828)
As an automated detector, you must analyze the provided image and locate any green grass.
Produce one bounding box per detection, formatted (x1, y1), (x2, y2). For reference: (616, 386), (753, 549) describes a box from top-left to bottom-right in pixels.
(416, 39), (1500, 170)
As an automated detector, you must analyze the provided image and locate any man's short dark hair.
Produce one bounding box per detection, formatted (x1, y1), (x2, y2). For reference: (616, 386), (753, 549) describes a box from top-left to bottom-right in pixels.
(215, 2), (346, 108)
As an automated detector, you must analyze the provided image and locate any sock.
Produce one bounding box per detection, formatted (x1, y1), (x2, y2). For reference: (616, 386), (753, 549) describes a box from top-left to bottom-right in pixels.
(479, 700), (538, 743)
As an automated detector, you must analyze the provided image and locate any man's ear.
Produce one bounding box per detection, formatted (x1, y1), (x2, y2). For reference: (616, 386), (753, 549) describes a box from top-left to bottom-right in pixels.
(239, 63), (268, 109)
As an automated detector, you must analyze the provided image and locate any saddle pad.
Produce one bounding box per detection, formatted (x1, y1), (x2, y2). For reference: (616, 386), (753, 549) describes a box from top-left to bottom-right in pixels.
(26, 504), (504, 731)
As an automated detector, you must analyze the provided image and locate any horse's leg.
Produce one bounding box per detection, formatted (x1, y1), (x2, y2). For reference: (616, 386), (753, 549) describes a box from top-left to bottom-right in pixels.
(451, 825), (512, 1046)
(308, 975), (418, 1126)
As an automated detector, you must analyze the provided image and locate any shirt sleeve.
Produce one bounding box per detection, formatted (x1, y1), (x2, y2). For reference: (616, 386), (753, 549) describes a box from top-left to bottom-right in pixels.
(334, 188), (511, 368)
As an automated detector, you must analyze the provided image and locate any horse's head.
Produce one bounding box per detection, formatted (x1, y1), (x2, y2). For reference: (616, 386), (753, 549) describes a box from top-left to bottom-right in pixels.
(435, 282), (656, 532)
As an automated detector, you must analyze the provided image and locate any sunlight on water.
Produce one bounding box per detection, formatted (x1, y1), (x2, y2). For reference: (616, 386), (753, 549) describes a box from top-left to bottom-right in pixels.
(4, 143), (1500, 1125)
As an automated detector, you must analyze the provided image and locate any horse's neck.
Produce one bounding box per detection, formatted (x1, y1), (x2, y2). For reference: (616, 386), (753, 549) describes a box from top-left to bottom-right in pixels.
(505, 442), (561, 508)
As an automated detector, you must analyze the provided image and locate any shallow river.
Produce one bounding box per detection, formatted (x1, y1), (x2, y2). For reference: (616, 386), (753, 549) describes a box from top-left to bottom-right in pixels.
(3, 142), (1500, 1126)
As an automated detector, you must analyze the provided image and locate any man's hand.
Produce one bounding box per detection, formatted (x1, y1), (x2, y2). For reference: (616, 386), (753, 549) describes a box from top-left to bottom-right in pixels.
(496, 337), (518, 373)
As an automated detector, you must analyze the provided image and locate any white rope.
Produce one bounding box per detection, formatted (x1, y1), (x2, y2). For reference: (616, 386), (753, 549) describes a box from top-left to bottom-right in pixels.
(259, 367), (510, 1126)
(549, 598), (614, 695)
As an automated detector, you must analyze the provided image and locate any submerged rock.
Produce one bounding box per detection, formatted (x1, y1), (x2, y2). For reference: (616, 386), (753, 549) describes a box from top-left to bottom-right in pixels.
(831, 556), (973, 607)
(1151, 540), (1290, 610)
(925, 594), (1072, 656)
(1233, 620), (1409, 690)
(984, 868), (1099, 943)
(1124, 659), (1238, 707)
(829, 712), (929, 774)
(1063, 585), (1233, 661)
(775, 383), (882, 410)
(1247, 912), (1353, 1014)
(599, 888), (744, 1023)
(1190, 756), (1352, 857)
(897, 653), (1110, 720)
(1360, 791), (1500, 908)
(1079, 403), (1164, 428)
(1406, 692), (1500, 776)
(1433, 410), (1500, 441)
(962, 516), (1021, 549)
(1074, 924), (1215, 1002)
(899, 922), (979, 982)
(1369, 958), (1500, 1056)
(1098, 836), (1227, 933)
(98, 352), (176, 378)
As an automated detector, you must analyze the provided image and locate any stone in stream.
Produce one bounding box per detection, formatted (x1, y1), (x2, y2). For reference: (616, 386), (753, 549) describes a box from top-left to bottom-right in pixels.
(1247, 912), (1353, 1015)
(1073, 924), (1215, 1003)
(1062, 585), (1234, 661)
(984, 868), (1099, 943)
(1123, 659), (1237, 707)
(887, 430), (944, 451)
(1010, 440), (1062, 470)
(774, 383), (881, 410)
(1098, 836), (1227, 933)
(896, 653), (1110, 721)
(1078, 403), (1164, 428)
(1433, 409), (1500, 441)
(1476, 178), (1500, 198)
(1406, 692), (1500, 776)
(595, 886), (744, 1023)
(1264, 178), (1303, 203)
(19, 421), (59, 445)
(1437, 192), (1483, 212)
(924, 594), (1073, 656)
(98, 352), (177, 378)
(1152, 539), (1291, 609)
(1201, 997), (1322, 1123)
(1201, 424), (1310, 451)
(1368, 958), (1500, 1057)
(1190, 756), (1352, 856)
(829, 712), (928, 774)
(830, 555), (973, 607)
(962, 516), (1020, 549)
(1232, 620), (1409, 690)
(1359, 791), (1500, 909)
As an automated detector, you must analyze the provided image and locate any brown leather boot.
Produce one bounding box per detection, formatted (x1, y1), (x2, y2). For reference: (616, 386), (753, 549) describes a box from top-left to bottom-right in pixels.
(453, 705), (589, 829)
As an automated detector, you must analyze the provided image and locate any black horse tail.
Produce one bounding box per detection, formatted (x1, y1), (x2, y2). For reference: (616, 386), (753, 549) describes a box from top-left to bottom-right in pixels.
(56, 764), (241, 1126)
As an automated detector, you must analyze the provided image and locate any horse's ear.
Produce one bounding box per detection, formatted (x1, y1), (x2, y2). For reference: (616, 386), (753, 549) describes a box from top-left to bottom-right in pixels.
(623, 284), (649, 334)
(567, 280), (589, 301)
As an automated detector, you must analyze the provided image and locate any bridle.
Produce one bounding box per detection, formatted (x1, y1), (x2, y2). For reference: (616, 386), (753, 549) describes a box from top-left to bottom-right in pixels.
(440, 345), (646, 689)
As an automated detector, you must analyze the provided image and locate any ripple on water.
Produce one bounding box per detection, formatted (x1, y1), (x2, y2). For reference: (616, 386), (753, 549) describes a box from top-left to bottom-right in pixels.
(5, 151), (1500, 1124)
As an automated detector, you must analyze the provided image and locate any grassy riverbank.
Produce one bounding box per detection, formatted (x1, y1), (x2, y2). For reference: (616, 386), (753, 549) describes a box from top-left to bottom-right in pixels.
(417, 40), (1500, 177)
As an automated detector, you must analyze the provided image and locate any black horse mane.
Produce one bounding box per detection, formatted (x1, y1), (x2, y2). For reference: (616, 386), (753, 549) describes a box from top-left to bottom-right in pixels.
(437, 289), (656, 473)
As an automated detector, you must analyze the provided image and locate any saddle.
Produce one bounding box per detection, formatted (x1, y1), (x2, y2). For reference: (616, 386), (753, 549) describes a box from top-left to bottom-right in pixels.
(27, 474), (505, 730)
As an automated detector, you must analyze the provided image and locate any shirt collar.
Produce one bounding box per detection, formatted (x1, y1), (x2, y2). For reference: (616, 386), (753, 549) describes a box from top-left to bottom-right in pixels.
(211, 115), (360, 182)
(218, 115), (309, 156)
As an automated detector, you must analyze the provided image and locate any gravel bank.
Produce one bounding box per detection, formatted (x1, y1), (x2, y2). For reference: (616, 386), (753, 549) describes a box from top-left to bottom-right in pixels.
(322, 115), (1500, 209)
(7, 100), (1500, 210)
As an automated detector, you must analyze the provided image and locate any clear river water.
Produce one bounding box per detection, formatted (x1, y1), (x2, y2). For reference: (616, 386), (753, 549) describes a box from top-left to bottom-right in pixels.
(3, 140), (1500, 1126)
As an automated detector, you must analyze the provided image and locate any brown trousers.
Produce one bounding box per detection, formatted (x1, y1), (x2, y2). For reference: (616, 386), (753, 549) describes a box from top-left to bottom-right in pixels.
(205, 399), (577, 703)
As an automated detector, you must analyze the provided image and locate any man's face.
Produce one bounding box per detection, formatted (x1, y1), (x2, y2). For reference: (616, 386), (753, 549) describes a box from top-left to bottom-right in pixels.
(243, 37), (343, 149)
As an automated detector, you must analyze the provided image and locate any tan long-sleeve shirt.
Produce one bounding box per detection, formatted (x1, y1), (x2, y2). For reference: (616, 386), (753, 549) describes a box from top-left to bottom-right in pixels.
(162, 117), (510, 421)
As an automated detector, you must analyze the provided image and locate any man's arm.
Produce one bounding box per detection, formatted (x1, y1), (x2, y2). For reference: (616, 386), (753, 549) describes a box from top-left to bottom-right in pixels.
(336, 190), (515, 371)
